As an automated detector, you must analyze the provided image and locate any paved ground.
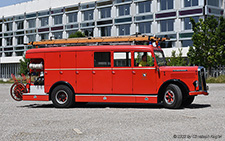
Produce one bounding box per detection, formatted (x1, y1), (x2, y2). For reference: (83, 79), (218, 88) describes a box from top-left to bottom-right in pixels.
(0, 83), (224, 141)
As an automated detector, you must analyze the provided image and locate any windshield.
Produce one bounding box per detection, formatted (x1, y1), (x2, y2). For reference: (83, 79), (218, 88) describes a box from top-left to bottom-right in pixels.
(154, 50), (167, 66)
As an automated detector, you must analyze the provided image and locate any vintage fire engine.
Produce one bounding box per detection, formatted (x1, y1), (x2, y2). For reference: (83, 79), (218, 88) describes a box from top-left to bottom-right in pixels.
(10, 35), (208, 109)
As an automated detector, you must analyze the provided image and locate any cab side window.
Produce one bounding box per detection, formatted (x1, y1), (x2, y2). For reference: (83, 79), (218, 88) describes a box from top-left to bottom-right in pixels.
(94, 52), (111, 67)
(114, 52), (131, 67)
(134, 52), (154, 67)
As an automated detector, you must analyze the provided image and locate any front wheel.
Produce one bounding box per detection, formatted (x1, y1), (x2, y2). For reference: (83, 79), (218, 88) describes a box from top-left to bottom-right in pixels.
(163, 84), (182, 109)
(51, 85), (75, 108)
(182, 96), (195, 107)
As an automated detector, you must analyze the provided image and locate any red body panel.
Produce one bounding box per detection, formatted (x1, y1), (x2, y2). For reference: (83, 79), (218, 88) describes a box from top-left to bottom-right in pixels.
(76, 51), (93, 93)
(93, 70), (112, 93)
(112, 69), (133, 94)
(132, 68), (157, 94)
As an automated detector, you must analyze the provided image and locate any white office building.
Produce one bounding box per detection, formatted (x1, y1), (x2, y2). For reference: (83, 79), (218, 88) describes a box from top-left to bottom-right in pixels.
(0, 0), (224, 78)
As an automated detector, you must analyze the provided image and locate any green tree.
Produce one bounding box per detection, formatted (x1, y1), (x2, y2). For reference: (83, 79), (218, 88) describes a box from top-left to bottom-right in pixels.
(167, 48), (186, 66)
(69, 31), (85, 38)
(19, 56), (30, 75)
(187, 16), (225, 75)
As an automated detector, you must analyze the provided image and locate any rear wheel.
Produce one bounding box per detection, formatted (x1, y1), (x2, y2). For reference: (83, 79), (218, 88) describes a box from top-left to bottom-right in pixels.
(163, 84), (182, 109)
(182, 96), (195, 107)
(51, 85), (75, 108)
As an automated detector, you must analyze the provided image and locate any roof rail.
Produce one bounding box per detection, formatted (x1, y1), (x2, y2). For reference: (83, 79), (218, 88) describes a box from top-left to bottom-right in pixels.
(26, 35), (169, 46)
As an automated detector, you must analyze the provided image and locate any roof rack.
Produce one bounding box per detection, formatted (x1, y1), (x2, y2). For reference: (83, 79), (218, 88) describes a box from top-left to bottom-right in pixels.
(26, 35), (169, 47)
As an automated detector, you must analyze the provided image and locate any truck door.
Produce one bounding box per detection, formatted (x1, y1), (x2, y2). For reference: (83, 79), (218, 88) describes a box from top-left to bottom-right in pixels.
(133, 52), (157, 94)
(44, 52), (61, 92)
(60, 52), (76, 88)
(92, 52), (112, 93)
(76, 52), (93, 93)
(112, 52), (132, 94)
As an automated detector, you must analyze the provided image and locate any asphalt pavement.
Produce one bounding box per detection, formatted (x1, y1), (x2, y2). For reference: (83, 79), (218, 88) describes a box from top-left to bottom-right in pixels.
(0, 83), (224, 141)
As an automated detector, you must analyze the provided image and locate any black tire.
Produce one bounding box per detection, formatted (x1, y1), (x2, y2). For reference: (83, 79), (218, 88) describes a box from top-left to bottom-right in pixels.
(163, 84), (182, 109)
(182, 96), (195, 107)
(51, 85), (75, 108)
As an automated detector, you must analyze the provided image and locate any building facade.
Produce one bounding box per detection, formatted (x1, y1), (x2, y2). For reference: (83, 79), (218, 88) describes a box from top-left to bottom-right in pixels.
(0, 0), (224, 78)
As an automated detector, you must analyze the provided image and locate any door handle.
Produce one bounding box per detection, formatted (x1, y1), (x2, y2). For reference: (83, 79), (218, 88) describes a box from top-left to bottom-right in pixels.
(92, 71), (95, 74)
(76, 71), (79, 74)
(112, 71), (115, 74)
(132, 71), (136, 74)
(59, 71), (63, 74)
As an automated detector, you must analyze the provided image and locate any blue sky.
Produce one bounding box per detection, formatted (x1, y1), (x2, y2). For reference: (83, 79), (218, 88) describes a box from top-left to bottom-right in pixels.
(0, 0), (32, 8)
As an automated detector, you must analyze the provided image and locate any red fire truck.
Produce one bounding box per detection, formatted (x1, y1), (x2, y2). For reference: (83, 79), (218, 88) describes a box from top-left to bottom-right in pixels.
(10, 36), (208, 109)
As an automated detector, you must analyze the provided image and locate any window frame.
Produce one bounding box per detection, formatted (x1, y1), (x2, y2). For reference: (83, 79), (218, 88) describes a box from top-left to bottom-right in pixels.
(160, 19), (174, 32)
(134, 52), (155, 67)
(118, 4), (130, 16)
(113, 52), (131, 67)
(94, 52), (112, 67)
(138, 1), (151, 14)
(160, 0), (174, 11)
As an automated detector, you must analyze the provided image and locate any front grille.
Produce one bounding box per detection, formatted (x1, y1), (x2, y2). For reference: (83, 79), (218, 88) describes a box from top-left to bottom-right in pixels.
(198, 67), (207, 91)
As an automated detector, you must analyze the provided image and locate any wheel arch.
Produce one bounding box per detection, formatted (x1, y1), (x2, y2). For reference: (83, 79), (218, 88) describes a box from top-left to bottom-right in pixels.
(157, 79), (189, 103)
(49, 81), (75, 100)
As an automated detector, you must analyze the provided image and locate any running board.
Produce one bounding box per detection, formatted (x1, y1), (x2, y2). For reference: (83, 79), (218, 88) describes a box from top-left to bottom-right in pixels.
(23, 93), (49, 101)
(75, 94), (158, 103)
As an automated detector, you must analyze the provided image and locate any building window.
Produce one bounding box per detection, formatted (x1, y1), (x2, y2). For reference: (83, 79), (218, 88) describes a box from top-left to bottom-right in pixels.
(27, 35), (36, 42)
(40, 17), (49, 27)
(119, 24), (130, 36)
(139, 22), (151, 34)
(138, 1), (151, 13)
(184, 0), (198, 7)
(52, 32), (63, 39)
(208, 0), (219, 7)
(184, 17), (199, 30)
(116, 0), (132, 3)
(94, 52), (111, 67)
(182, 40), (193, 47)
(100, 26), (111, 36)
(67, 13), (77, 23)
(83, 10), (94, 21)
(16, 21), (24, 30)
(67, 30), (78, 37)
(114, 52), (131, 67)
(40, 33), (49, 40)
(17, 36), (24, 45)
(100, 7), (111, 19)
(118, 4), (130, 16)
(6, 37), (13, 46)
(160, 19), (174, 32)
(160, 0), (173, 11)
(53, 15), (62, 25)
(160, 41), (175, 48)
(82, 28), (94, 37)
(27, 19), (36, 29)
(6, 23), (13, 31)
(0, 24), (2, 32)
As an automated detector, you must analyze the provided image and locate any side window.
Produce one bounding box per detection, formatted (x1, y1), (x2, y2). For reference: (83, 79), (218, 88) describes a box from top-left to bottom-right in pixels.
(94, 52), (111, 67)
(114, 52), (131, 67)
(134, 52), (154, 67)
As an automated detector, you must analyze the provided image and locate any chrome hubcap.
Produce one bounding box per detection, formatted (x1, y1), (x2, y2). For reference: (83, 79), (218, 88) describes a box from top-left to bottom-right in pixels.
(164, 90), (175, 104)
(55, 90), (68, 104)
